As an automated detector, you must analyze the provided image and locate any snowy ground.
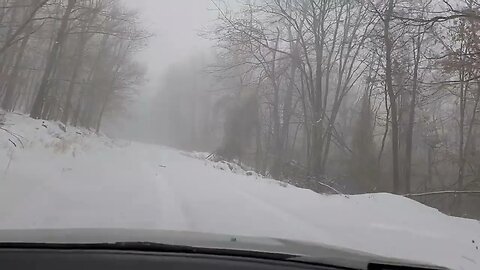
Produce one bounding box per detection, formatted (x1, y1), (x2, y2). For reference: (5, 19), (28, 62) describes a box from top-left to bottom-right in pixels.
(1, 113), (479, 270)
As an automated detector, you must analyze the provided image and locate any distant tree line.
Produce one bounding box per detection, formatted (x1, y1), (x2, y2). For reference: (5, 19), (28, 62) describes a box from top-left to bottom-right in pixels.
(0, 0), (148, 132)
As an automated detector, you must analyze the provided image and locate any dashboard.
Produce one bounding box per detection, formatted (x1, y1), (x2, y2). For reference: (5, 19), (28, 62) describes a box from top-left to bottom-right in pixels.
(0, 249), (341, 270)
(0, 229), (448, 270)
(0, 248), (449, 270)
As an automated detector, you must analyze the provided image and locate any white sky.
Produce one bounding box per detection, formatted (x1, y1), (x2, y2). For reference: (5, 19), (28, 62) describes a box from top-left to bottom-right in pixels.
(121, 0), (216, 93)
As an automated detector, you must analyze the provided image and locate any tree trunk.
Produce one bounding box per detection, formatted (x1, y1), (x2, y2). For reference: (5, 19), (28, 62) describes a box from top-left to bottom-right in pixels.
(457, 65), (467, 193)
(95, 45), (125, 133)
(269, 33), (283, 179)
(0, 0), (48, 56)
(404, 29), (422, 194)
(270, 80), (282, 178)
(281, 64), (295, 157)
(255, 97), (263, 173)
(384, 0), (401, 194)
(95, 93), (109, 133)
(30, 0), (76, 119)
(1, 22), (31, 111)
(0, 3), (18, 77)
(311, 7), (325, 177)
(61, 31), (88, 125)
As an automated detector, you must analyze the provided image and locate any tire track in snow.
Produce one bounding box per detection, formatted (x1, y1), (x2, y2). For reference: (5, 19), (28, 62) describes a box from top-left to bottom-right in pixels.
(231, 185), (371, 248)
(155, 172), (194, 231)
(231, 188), (336, 243)
(153, 153), (336, 241)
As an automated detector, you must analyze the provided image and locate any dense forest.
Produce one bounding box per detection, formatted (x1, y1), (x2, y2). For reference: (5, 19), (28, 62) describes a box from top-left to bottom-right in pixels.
(0, 0), (147, 132)
(155, 0), (480, 218)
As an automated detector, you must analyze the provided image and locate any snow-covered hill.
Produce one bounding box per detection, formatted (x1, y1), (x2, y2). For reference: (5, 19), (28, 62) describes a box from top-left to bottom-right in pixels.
(1, 112), (479, 270)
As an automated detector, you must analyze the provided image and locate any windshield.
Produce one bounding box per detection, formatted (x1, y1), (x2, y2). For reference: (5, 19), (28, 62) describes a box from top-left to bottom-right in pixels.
(0, 0), (479, 269)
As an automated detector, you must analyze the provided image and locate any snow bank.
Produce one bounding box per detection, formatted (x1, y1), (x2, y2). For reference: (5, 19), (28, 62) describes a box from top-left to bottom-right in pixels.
(1, 113), (479, 270)
(184, 151), (263, 178)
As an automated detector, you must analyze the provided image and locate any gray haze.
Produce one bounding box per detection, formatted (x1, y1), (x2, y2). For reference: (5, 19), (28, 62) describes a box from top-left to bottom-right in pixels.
(109, 0), (215, 140)
(1, 0), (479, 219)
(122, 0), (214, 89)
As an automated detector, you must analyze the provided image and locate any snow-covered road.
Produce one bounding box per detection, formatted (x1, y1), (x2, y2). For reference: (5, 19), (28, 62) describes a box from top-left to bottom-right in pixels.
(1, 113), (480, 270)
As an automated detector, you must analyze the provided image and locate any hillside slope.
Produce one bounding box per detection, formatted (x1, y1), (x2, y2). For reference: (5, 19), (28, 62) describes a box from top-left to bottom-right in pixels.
(1, 112), (479, 270)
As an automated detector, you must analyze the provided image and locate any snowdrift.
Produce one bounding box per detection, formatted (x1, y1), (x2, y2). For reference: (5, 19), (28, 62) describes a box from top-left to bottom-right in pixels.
(1, 112), (479, 270)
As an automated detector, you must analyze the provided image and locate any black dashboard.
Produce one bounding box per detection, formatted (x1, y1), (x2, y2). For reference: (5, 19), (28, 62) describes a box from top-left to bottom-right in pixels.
(0, 229), (448, 270)
(0, 249), (342, 270)
(0, 248), (448, 270)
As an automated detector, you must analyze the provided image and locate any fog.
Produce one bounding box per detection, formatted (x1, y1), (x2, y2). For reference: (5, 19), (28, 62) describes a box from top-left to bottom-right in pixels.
(108, 0), (215, 141)
(121, 0), (480, 219)
(1, 0), (479, 218)
(122, 0), (214, 86)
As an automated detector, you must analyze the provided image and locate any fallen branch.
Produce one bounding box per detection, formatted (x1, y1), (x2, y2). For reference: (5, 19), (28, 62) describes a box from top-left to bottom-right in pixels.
(206, 150), (221, 161)
(8, 139), (16, 147)
(316, 181), (348, 197)
(404, 190), (480, 198)
(0, 127), (24, 148)
(308, 176), (348, 198)
(206, 152), (216, 160)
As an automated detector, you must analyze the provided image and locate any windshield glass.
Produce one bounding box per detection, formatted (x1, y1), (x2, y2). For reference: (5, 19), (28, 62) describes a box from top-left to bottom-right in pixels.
(0, 0), (479, 269)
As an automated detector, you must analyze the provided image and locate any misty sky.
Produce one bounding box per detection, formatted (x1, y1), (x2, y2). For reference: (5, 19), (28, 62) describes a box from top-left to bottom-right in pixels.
(121, 0), (216, 93)
(109, 0), (217, 139)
